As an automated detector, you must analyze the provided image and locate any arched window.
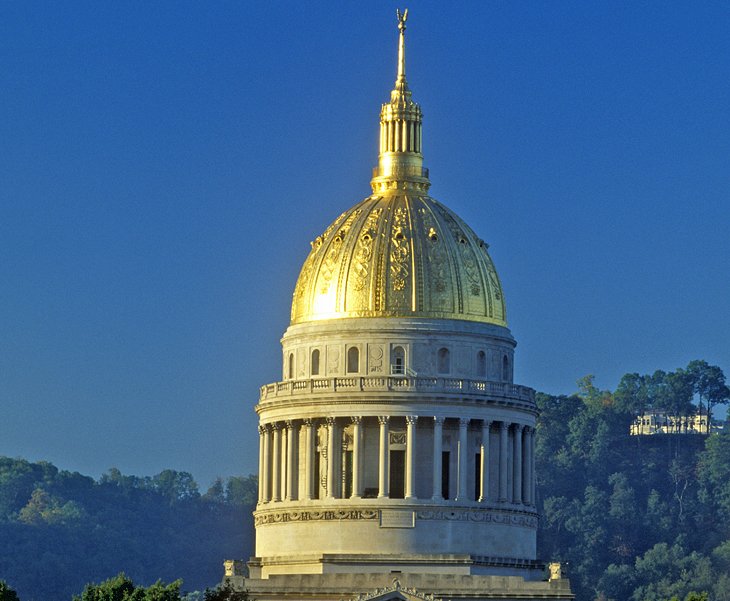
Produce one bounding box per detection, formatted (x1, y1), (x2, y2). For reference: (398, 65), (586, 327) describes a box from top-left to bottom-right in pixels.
(347, 347), (360, 374)
(502, 355), (510, 381)
(392, 346), (405, 375)
(437, 348), (450, 374)
(476, 351), (486, 378)
(288, 353), (294, 380)
(311, 349), (320, 376)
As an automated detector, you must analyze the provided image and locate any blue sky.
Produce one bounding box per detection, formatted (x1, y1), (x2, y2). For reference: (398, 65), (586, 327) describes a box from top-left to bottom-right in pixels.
(1, 2), (728, 487)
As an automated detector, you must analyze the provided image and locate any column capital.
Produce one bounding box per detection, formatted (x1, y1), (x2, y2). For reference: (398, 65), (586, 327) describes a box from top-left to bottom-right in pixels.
(271, 422), (281, 431)
(406, 415), (418, 425)
(459, 417), (470, 427)
(351, 416), (363, 425)
(499, 421), (509, 432)
(258, 424), (269, 435)
(513, 423), (524, 433)
(285, 420), (295, 430)
(482, 419), (492, 428)
(325, 416), (336, 426)
(378, 415), (390, 425)
(303, 418), (314, 426)
(434, 416), (445, 425)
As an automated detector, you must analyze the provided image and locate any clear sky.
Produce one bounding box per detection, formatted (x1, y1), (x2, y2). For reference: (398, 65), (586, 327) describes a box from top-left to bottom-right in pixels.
(1, 1), (728, 488)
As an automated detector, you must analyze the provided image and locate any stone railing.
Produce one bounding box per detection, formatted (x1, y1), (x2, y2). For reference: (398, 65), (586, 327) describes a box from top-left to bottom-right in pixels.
(259, 376), (535, 405)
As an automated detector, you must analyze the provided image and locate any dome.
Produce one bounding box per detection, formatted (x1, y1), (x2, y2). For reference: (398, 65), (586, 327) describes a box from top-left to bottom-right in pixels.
(290, 193), (507, 326)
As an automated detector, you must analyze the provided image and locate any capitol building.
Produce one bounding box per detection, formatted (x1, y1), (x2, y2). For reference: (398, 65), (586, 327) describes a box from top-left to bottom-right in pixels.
(225, 12), (573, 601)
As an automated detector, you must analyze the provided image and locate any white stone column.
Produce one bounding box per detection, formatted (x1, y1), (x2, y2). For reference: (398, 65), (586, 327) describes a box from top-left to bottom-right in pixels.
(326, 417), (337, 499)
(405, 415), (417, 500)
(456, 418), (469, 501)
(522, 426), (532, 504)
(512, 424), (523, 504)
(531, 427), (537, 505)
(352, 416), (363, 498)
(280, 426), (288, 500)
(498, 421), (509, 502)
(260, 424), (270, 503)
(285, 420), (297, 501)
(432, 417), (444, 501)
(303, 419), (315, 500)
(479, 420), (491, 502)
(271, 424), (281, 502)
(378, 416), (390, 498)
(258, 425), (265, 503)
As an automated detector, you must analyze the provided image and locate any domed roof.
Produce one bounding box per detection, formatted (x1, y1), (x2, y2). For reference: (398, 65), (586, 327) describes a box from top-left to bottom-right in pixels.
(289, 14), (506, 327)
(290, 194), (506, 326)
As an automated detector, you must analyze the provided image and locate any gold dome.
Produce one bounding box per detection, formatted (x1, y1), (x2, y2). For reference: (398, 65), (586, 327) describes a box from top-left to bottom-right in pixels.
(289, 12), (506, 327)
(290, 194), (506, 326)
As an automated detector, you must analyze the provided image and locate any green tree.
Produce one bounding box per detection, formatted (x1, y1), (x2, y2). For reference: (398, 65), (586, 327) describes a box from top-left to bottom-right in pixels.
(631, 542), (713, 601)
(203, 579), (248, 601)
(73, 573), (181, 601)
(0, 581), (20, 601)
(224, 476), (257, 506)
(687, 360), (730, 434)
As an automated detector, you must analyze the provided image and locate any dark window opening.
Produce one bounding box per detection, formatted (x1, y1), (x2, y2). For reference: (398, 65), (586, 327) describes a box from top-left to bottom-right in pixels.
(441, 451), (450, 500)
(343, 450), (353, 498)
(392, 346), (405, 375)
(389, 450), (405, 499)
(475, 453), (482, 500)
(477, 351), (486, 378)
(347, 347), (360, 374)
(311, 349), (320, 376)
(438, 348), (450, 374)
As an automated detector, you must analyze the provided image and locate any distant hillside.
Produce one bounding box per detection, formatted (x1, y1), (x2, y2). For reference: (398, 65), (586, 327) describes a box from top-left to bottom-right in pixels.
(0, 459), (255, 601)
(536, 365), (730, 601)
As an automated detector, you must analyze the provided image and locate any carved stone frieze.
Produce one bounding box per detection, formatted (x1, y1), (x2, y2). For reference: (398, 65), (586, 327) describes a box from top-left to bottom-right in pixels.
(255, 507), (537, 529)
(255, 509), (379, 526)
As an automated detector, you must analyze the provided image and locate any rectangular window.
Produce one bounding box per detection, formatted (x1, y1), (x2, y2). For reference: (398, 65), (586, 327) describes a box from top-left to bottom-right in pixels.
(441, 451), (450, 500)
(389, 450), (405, 499)
(343, 450), (353, 498)
(475, 452), (481, 500)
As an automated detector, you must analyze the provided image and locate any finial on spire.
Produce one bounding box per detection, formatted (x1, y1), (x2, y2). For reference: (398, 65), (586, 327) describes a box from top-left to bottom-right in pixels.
(395, 8), (408, 88)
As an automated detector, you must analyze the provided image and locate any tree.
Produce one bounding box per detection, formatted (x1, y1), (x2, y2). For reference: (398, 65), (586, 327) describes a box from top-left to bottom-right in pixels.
(0, 581), (20, 601)
(203, 579), (249, 601)
(687, 360), (730, 434)
(73, 573), (182, 601)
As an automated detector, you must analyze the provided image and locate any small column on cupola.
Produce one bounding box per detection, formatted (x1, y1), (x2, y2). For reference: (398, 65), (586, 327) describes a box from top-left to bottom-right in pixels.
(371, 9), (430, 192)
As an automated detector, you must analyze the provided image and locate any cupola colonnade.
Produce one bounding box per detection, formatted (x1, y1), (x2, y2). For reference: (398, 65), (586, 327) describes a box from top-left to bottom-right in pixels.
(257, 414), (535, 507)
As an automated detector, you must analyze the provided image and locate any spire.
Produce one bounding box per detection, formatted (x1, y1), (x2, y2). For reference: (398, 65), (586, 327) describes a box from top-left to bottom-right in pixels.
(395, 8), (408, 92)
(371, 9), (430, 194)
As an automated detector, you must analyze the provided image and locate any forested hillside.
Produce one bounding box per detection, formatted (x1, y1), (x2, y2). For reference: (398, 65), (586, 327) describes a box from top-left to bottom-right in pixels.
(537, 361), (730, 601)
(1, 360), (728, 601)
(0, 461), (256, 601)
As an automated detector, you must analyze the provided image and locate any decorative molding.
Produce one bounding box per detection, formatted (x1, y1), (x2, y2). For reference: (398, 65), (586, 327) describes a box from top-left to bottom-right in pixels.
(352, 579), (442, 601)
(254, 507), (537, 529)
(416, 509), (537, 528)
(389, 430), (406, 445)
(255, 509), (379, 526)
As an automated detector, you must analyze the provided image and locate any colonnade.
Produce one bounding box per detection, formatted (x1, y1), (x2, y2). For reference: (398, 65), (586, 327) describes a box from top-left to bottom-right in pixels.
(257, 416), (536, 507)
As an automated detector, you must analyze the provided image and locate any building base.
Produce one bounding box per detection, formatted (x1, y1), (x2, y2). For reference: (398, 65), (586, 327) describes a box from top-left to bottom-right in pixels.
(223, 559), (573, 601)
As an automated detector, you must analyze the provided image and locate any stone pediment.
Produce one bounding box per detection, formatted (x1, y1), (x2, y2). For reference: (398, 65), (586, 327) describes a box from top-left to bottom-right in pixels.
(351, 579), (441, 601)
